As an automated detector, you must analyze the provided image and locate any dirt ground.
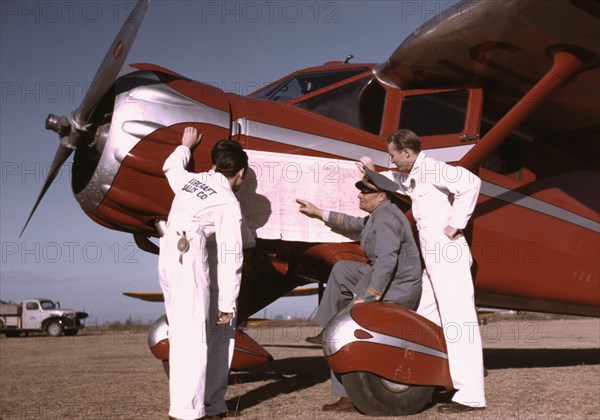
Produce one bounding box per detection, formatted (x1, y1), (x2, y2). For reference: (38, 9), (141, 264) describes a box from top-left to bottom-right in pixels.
(1, 315), (599, 420)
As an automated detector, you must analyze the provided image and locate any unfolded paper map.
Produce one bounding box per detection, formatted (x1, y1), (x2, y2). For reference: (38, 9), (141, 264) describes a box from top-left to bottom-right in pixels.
(238, 150), (368, 243)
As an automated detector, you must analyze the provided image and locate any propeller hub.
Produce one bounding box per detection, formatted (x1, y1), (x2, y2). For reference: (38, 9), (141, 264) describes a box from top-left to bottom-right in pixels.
(45, 114), (71, 136)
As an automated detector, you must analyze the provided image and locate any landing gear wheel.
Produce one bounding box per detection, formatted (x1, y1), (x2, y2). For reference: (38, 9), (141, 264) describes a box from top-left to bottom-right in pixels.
(342, 371), (434, 416)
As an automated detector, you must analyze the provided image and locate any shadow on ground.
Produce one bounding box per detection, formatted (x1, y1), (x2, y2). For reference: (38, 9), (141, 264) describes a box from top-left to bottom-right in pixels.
(484, 348), (600, 369)
(228, 356), (329, 411)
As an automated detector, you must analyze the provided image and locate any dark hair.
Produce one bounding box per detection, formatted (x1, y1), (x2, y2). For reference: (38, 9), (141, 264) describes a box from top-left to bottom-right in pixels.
(211, 139), (248, 178)
(386, 129), (422, 153)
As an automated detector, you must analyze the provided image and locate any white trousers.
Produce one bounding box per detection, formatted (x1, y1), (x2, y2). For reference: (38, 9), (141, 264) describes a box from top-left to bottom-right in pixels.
(416, 231), (486, 407)
(159, 230), (210, 420)
(204, 246), (236, 416)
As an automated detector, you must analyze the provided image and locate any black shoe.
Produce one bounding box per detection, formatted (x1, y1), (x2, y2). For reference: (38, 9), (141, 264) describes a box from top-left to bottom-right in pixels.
(436, 402), (485, 413)
(305, 330), (323, 345)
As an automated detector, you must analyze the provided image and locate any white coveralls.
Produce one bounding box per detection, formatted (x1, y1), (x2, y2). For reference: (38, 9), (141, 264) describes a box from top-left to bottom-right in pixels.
(382, 151), (486, 408)
(159, 145), (244, 420)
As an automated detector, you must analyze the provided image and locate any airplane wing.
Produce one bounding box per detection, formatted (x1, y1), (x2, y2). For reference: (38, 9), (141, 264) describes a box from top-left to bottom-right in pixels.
(123, 292), (164, 302)
(284, 287), (320, 297)
(375, 0), (600, 137)
(123, 286), (319, 302)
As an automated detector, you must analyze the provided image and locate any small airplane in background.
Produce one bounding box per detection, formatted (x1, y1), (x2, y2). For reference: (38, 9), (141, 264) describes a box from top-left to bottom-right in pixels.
(22, 0), (599, 415)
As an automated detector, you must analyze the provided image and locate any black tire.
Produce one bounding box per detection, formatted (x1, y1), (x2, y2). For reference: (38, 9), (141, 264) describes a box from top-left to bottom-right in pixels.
(47, 321), (63, 337)
(1, 321), (21, 338)
(342, 371), (434, 416)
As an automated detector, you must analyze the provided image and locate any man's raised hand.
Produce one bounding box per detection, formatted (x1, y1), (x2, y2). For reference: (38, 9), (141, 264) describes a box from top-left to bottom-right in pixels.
(182, 126), (202, 150)
(356, 156), (375, 175)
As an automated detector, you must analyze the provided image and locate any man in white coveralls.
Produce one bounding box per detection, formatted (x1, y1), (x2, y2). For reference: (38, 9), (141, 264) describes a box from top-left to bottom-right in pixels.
(159, 126), (248, 420)
(359, 129), (485, 414)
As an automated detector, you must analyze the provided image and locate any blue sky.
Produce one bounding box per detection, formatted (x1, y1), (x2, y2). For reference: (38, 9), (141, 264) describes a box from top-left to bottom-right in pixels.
(1, 0), (458, 322)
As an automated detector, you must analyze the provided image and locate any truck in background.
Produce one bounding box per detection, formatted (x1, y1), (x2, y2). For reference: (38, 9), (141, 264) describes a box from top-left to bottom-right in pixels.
(0, 298), (88, 337)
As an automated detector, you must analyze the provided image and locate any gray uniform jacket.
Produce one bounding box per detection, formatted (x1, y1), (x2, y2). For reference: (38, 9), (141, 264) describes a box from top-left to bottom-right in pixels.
(326, 200), (422, 308)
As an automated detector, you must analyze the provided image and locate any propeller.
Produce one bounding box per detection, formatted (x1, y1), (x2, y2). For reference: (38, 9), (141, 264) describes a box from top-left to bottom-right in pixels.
(20, 0), (149, 237)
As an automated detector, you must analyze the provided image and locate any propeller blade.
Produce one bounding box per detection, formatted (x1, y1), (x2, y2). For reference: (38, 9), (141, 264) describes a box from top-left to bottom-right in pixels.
(20, 144), (73, 237)
(23, 1), (149, 236)
(75, 0), (149, 125)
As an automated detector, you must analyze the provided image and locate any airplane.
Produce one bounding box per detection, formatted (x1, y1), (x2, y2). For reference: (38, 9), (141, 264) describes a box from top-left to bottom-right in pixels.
(21, 0), (599, 415)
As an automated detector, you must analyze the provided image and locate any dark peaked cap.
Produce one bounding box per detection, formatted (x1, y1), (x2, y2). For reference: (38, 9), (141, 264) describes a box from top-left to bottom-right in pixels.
(355, 166), (400, 194)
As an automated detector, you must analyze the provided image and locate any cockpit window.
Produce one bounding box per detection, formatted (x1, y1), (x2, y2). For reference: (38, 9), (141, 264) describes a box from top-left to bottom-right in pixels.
(399, 90), (468, 136)
(296, 76), (386, 134)
(252, 68), (368, 102)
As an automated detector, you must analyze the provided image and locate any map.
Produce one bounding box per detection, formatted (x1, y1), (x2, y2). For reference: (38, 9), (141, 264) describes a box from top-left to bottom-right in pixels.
(238, 149), (368, 243)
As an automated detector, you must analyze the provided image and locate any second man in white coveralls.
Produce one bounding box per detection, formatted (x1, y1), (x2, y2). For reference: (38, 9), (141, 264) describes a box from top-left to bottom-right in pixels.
(359, 129), (486, 414)
(158, 127), (249, 420)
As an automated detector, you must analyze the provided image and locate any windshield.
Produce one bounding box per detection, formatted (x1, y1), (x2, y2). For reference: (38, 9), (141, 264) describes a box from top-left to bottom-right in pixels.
(252, 68), (368, 102)
(40, 300), (56, 310)
(296, 76), (386, 134)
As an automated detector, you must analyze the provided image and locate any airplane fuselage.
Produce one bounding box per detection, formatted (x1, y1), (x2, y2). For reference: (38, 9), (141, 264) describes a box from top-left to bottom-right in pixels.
(72, 60), (599, 318)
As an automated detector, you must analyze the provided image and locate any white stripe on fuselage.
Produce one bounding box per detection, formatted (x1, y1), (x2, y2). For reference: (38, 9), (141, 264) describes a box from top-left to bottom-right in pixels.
(235, 118), (475, 169)
(480, 182), (599, 233)
(237, 118), (598, 233)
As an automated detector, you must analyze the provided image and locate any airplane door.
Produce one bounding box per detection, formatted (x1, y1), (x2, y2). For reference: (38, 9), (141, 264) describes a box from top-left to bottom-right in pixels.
(397, 88), (482, 163)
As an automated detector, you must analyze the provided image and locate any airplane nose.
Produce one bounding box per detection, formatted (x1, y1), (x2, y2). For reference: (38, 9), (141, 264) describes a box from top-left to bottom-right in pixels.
(71, 66), (232, 235)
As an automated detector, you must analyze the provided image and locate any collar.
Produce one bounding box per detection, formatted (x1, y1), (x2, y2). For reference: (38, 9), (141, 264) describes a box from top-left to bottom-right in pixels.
(409, 151), (427, 176)
(370, 198), (390, 216)
(205, 169), (234, 192)
(399, 151), (426, 190)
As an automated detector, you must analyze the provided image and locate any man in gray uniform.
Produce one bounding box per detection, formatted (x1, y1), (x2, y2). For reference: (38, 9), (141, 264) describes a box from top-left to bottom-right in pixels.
(296, 168), (422, 412)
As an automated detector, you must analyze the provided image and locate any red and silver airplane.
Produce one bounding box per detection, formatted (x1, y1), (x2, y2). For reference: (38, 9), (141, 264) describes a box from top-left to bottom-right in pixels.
(22, 0), (599, 415)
